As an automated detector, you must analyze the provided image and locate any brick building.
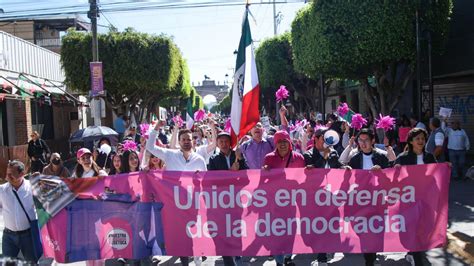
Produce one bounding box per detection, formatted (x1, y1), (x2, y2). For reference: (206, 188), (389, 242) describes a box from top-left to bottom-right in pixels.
(0, 31), (89, 176)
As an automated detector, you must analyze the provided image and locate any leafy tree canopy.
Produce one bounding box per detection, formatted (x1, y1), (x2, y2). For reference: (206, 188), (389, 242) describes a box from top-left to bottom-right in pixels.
(61, 28), (189, 111)
(291, 0), (452, 115)
(256, 32), (319, 113)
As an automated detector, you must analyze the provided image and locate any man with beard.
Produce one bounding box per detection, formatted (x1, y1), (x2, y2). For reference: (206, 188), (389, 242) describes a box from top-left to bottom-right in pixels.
(146, 120), (207, 266)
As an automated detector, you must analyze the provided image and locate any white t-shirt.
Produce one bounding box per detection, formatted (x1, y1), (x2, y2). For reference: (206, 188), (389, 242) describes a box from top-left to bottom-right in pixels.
(416, 154), (424, 165)
(362, 154), (374, 170)
(147, 130), (207, 171)
(434, 132), (445, 146)
(71, 168), (107, 178)
(196, 145), (215, 165)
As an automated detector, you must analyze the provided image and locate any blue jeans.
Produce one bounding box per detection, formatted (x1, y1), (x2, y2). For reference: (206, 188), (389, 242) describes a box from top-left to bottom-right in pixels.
(449, 149), (466, 178)
(2, 229), (37, 262)
(275, 254), (291, 264)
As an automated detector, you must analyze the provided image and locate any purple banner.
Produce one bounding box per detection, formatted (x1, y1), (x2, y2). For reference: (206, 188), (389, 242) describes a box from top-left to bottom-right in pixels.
(90, 62), (104, 97)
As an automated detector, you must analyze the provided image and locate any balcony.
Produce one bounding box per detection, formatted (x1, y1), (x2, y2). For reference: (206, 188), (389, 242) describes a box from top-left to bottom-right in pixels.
(36, 38), (61, 48)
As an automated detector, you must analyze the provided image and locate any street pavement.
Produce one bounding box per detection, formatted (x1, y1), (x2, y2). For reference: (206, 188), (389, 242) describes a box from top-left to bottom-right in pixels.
(0, 180), (472, 265)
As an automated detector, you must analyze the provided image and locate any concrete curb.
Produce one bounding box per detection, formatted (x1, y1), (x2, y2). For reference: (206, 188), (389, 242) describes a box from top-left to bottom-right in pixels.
(447, 230), (474, 264)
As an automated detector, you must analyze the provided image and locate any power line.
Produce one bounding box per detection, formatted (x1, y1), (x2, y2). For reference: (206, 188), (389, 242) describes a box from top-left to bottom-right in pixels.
(0, 0), (305, 20)
(99, 10), (116, 30)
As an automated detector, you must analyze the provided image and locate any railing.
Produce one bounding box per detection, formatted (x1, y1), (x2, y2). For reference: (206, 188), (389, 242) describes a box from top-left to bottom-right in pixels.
(35, 38), (61, 47)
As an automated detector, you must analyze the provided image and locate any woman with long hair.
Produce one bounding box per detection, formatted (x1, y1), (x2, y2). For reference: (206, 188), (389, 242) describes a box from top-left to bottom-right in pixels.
(395, 128), (436, 166)
(148, 153), (165, 170)
(108, 152), (122, 175)
(121, 150), (140, 173)
(394, 128), (436, 266)
(72, 148), (107, 178)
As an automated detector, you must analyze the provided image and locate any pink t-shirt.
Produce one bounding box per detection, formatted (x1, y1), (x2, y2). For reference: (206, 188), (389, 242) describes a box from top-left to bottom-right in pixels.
(263, 151), (306, 168)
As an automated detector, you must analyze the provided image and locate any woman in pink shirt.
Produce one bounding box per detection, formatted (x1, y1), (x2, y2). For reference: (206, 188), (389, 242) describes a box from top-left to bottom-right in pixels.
(263, 130), (305, 169)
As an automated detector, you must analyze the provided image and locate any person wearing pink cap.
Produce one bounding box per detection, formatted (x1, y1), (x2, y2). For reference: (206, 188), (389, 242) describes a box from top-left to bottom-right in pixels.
(72, 148), (107, 178)
(263, 130), (305, 170)
(262, 130), (304, 266)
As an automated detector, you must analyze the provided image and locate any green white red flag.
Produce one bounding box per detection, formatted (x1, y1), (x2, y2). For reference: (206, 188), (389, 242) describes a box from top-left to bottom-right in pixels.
(230, 6), (260, 145)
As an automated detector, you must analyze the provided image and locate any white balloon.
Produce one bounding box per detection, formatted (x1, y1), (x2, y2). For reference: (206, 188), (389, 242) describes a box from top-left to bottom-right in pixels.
(100, 143), (112, 155)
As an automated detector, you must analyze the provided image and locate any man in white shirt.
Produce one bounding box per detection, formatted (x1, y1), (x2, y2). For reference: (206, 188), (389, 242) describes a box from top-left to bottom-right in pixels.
(1, 160), (38, 262)
(445, 120), (470, 179)
(146, 120), (207, 266)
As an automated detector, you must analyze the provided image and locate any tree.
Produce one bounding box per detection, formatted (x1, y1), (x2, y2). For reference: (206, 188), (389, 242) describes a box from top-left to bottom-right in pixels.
(61, 28), (189, 116)
(291, 0), (452, 117)
(255, 32), (320, 114)
(211, 94), (231, 114)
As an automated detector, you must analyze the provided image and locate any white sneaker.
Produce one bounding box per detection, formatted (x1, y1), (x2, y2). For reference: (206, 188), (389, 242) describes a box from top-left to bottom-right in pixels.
(405, 254), (415, 266)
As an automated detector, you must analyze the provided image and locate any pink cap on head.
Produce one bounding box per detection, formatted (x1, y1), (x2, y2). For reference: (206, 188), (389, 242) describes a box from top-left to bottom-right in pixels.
(273, 130), (292, 150)
(76, 148), (92, 159)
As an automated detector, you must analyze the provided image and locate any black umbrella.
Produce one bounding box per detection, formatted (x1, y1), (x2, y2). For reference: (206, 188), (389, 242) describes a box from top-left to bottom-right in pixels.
(70, 126), (119, 144)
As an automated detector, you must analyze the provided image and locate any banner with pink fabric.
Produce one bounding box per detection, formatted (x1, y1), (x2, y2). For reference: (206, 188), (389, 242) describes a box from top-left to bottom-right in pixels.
(36, 164), (450, 262)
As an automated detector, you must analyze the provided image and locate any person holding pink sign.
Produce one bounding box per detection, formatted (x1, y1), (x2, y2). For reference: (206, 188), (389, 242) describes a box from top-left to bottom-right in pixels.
(347, 129), (390, 266)
(394, 127), (436, 266)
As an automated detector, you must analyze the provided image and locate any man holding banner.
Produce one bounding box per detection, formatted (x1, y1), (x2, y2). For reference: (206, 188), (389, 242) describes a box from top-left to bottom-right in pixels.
(207, 131), (248, 266)
(146, 120), (207, 266)
(348, 129), (390, 266)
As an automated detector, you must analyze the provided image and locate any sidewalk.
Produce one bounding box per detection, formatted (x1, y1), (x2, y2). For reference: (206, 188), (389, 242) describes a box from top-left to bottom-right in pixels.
(445, 179), (474, 264)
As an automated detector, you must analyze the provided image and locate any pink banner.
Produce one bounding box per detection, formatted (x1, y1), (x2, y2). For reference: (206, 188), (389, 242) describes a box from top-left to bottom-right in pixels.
(153, 163), (450, 256)
(38, 164), (450, 260)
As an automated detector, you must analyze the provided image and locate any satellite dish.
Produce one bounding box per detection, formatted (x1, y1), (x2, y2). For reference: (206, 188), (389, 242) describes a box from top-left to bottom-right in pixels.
(323, 129), (340, 148)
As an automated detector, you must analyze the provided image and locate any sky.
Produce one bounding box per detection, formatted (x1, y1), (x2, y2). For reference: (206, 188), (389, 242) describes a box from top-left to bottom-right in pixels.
(1, 0), (307, 87)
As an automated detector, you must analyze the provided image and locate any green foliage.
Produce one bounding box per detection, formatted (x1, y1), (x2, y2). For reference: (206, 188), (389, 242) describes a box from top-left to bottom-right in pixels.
(255, 32), (319, 113)
(291, 0), (452, 115)
(61, 28), (189, 110)
(195, 94), (204, 110)
(212, 94), (231, 114)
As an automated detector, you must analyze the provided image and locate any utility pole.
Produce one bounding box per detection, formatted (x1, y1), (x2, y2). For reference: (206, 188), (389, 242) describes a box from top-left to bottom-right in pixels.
(273, 0), (277, 36)
(89, 0), (99, 62)
(88, 0), (103, 127)
(273, 0), (281, 124)
(415, 9), (422, 121)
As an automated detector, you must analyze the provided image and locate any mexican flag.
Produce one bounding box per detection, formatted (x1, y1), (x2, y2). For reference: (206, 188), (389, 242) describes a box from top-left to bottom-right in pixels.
(230, 6), (260, 145)
(186, 97), (194, 129)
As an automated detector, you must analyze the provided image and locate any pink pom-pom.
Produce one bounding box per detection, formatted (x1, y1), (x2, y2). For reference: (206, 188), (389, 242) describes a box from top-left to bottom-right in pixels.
(275, 85), (289, 103)
(139, 123), (150, 139)
(314, 125), (328, 132)
(290, 119), (309, 133)
(351, 113), (368, 130)
(194, 109), (206, 122)
(172, 115), (184, 128)
(122, 140), (138, 152)
(337, 102), (349, 117)
(376, 114), (396, 132)
(224, 118), (232, 133)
